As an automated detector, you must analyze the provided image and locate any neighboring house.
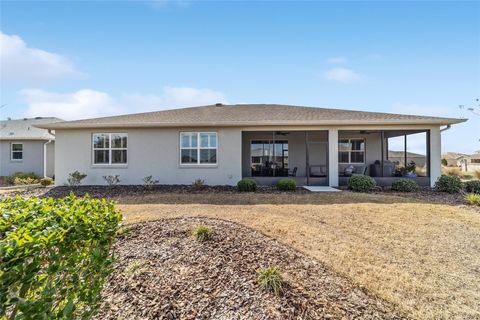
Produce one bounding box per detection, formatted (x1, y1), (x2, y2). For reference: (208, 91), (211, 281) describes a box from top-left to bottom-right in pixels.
(37, 104), (466, 187)
(441, 152), (469, 167)
(387, 151), (426, 167)
(0, 117), (62, 178)
(460, 154), (480, 173)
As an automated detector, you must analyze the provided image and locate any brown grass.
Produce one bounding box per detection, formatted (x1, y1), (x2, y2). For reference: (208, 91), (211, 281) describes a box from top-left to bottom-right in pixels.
(118, 192), (480, 320)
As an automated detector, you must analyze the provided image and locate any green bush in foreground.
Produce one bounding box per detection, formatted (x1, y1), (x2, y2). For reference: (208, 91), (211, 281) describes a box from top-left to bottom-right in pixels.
(5, 172), (39, 185)
(276, 178), (296, 191)
(237, 178), (257, 192)
(0, 194), (122, 319)
(464, 193), (480, 206)
(256, 266), (284, 295)
(464, 180), (480, 194)
(192, 225), (212, 242)
(348, 175), (376, 192)
(435, 175), (463, 193)
(391, 178), (419, 192)
(40, 177), (53, 186)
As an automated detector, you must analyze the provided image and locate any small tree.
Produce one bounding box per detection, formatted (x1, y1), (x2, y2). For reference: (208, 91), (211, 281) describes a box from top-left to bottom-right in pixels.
(143, 175), (159, 190)
(103, 175), (120, 187)
(67, 171), (87, 187)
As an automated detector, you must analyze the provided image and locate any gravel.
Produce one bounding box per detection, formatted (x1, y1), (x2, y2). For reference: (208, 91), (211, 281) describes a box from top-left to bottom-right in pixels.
(94, 217), (403, 320)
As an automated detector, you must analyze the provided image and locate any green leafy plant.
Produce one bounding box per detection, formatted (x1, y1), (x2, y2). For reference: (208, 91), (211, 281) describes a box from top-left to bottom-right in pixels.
(67, 170), (87, 187)
(125, 260), (150, 276)
(441, 158), (448, 166)
(0, 194), (122, 319)
(435, 175), (463, 193)
(237, 178), (257, 192)
(391, 178), (419, 192)
(256, 266), (284, 295)
(103, 175), (121, 186)
(13, 177), (39, 185)
(5, 172), (39, 185)
(276, 178), (296, 191)
(464, 180), (480, 194)
(192, 225), (212, 242)
(192, 178), (206, 190)
(142, 175), (159, 190)
(40, 177), (53, 186)
(348, 175), (376, 192)
(464, 193), (480, 206)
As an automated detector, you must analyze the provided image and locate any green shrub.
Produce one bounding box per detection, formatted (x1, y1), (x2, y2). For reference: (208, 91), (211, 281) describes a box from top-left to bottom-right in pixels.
(441, 158), (448, 166)
(391, 178), (419, 192)
(192, 225), (212, 242)
(192, 178), (206, 190)
(0, 194), (122, 319)
(13, 177), (39, 185)
(276, 178), (296, 191)
(5, 172), (39, 185)
(464, 193), (480, 206)
(237, 178), (257, 192)
(348, 175), (376, 192)
(435, 175), (463, 193)
(67, 170), (87, 187)
(40, 177), (53, 186)
(143, 175), (159, 190)
(256, 266), (284, 295)
(103, 175), (120, 186)
(464, 180), (480, 194)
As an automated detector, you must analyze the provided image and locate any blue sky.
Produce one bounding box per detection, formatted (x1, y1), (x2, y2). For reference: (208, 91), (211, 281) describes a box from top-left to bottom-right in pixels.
(1, 1), (479, 153)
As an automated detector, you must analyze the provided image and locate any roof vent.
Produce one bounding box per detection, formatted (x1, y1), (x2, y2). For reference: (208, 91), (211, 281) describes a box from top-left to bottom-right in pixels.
(215, 103), (223, 107)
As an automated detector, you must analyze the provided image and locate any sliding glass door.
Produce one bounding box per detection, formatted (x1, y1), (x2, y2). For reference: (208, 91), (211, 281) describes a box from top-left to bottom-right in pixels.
(251, 140), (289, 176)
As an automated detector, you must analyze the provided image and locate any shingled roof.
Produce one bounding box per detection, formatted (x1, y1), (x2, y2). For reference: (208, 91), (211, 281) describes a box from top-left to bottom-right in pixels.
(0, 117), (63, 140)
(36, 104), (466, 129)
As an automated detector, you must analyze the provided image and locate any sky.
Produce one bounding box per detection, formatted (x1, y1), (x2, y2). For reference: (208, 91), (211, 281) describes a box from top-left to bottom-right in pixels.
(1, 0), (479, 154)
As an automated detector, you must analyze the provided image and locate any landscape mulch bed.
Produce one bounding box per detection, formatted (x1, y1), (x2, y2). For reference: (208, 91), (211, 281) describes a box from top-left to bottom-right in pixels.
(94, 217), (403, 320)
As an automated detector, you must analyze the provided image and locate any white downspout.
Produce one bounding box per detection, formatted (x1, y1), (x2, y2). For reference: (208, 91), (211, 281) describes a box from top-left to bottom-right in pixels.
(43, 139), (52, 178)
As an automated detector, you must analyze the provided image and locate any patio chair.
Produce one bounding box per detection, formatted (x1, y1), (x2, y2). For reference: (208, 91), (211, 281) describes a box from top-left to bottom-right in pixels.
(288, 167), (298, 177)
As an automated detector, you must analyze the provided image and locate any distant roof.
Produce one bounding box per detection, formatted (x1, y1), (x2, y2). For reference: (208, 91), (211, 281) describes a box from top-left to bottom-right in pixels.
(388, 151), (426, 158)
(470, 154), (480, 160)
(0, 117), (63, 140)
(441, 152), (469, 160)
(36, 104), (467, 130)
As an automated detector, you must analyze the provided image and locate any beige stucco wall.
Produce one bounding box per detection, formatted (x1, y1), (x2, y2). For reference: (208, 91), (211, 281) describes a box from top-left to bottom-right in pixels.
(0, 140), (46, 177)
(54, 127), (242, 186)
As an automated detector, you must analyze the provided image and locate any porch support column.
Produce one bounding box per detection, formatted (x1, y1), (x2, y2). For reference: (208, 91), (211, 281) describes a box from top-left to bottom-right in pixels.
(328, 129), (339, 187)
(429, 127), (441, 187)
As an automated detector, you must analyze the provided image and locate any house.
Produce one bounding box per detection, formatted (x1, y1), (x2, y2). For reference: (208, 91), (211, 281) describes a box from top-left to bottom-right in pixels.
(387, 151), (426, 167)
(441, 152), (469, 167)
(36, 104), (466, 187)
(0, 117), (62, 178)
(460, 153), (480, 173)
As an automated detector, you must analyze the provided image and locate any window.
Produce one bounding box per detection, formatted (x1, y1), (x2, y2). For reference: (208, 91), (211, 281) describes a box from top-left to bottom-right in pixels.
(472, 159), (480, 164)
(11, 143), (23, 161)
(338, 138), (365, 163)
(180, 132), (217, 165)
(250, 140), (288, 176)
(92, 133), (127, 165)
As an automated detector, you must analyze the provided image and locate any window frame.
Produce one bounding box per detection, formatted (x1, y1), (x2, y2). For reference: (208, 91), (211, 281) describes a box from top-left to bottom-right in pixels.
(179, 132), (218, 166)
(10, 143), (23, 161)
(338, 138), (365, 164)
(92, 133), (128, 166)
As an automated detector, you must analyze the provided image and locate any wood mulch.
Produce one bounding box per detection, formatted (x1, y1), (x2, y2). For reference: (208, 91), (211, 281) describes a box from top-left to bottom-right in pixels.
(94, 217), (404, 320)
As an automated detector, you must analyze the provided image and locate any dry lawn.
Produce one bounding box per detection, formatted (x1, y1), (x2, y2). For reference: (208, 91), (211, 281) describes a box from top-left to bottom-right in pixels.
(117, 192), (479, 320)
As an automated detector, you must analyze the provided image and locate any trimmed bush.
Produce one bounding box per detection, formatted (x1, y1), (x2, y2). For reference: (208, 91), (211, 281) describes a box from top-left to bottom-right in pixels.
(464, 180), (480, 194)
(143, 175), (159, 190)
(5, 172), (39, 185)
(13, 177), (39, 185)
(67, 170), (87, 187)
(348, 175), (376, 192)
(435, 175), (463, 193)
(464, 193), (480, 206)
(192, 225), (212, 242)
(40, 177), (53, 186)
(192, 178), (206, 190)
(237, 178), (257, 192)
(0, 194), (122, 319)
(391, 178), (419, 192)
(103, 175), (120, 186)
(256, 267), (284, 295)
(276, 178), (296, 191)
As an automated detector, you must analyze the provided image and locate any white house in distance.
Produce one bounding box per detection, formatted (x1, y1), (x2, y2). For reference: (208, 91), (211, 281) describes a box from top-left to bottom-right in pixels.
(37, 104), (466, 187)
(0, 117), (62, 178)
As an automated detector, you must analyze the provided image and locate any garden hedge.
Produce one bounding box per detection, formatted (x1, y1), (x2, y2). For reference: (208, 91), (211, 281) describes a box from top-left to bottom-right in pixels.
(276, 178), (296, 191)
(391, 178), (419, 192)
(348, 175), (376, 192)
(0, 194), (122, 319)
(435, 175), (463, 193)
(237, 178), (257, 192)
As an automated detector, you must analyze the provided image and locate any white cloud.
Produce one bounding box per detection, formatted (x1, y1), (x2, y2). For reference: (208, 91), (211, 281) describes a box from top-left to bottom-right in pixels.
(327, 56), (348, 64)
(21, 86), (228, 120)
(0, 31), (82, 84)
(324, 68), (361, 83)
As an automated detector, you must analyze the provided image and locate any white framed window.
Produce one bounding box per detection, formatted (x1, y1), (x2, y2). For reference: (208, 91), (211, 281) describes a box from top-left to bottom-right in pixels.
(11, 143), (23, 161)
(339, 138), (365, 164)
(180, 132), (217, 165)
(92, 133), (128, 165)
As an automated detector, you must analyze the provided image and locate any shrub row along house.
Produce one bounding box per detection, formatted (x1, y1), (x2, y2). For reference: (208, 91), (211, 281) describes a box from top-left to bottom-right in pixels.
(36, 104), (466, 187)
(0, 117), (62, 178)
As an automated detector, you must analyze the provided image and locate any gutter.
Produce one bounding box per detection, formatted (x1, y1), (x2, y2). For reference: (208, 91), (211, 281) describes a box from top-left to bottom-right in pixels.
(440, 124), (451, 132)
